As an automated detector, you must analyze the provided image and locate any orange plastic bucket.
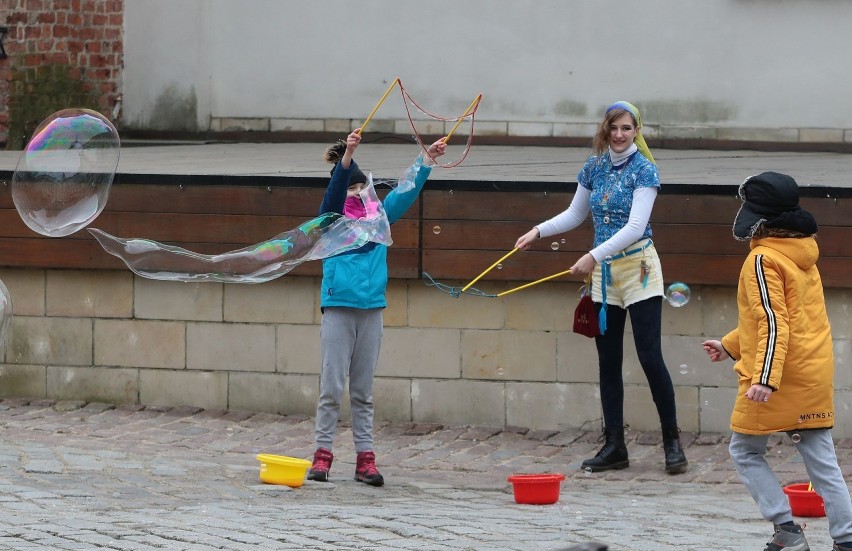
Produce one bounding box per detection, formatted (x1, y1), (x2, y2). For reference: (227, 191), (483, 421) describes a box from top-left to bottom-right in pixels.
(507, 473), (566, 505)
(783, 483), (826, 517)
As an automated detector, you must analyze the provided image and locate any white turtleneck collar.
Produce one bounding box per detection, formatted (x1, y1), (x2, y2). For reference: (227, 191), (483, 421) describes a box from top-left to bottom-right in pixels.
(609, 143), (638, 167)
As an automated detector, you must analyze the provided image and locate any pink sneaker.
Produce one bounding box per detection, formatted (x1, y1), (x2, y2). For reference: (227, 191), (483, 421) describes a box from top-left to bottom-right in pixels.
(307, 448), (333, 482)
(354, 450), (384, 486)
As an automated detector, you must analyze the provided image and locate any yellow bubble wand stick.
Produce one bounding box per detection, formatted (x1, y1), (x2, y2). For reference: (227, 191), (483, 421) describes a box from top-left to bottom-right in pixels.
(356, 78), (401, 135)
(461, 247), (518, 292)
(496, 268), (575, 297)
(442, 93), (483, 143)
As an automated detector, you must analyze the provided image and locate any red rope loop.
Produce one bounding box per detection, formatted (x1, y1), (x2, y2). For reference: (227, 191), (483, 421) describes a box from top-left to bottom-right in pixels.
(395, 80), (481, 169)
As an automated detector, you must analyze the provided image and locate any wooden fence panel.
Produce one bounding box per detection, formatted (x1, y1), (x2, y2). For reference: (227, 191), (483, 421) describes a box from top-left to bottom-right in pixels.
(0, 181), (849, 287)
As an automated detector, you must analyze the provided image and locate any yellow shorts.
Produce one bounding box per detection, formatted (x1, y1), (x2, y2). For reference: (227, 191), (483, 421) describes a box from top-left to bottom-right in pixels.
(590, 239), (664, 308)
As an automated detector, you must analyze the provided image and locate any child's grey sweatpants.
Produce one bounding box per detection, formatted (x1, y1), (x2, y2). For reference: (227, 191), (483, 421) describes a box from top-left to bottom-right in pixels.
(315, 307), (383, 453)
(729, 429), (852, 543)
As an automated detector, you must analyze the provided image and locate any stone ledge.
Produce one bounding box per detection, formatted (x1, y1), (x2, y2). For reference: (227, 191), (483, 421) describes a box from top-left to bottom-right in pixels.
(207, 117), (852, 146)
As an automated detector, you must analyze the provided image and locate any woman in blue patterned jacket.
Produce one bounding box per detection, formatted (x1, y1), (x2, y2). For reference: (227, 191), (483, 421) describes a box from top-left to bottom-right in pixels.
(515, 101), (688, 475)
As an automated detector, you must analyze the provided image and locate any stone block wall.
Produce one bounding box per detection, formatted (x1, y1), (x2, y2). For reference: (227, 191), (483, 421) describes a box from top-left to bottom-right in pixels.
(1, 267), (850, 436)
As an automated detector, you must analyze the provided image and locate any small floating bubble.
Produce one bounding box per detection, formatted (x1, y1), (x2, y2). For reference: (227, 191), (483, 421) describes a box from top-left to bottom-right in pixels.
(551, 242), (559, 251)
(665, 282), (691, 307)
(432, 226), (442, 235)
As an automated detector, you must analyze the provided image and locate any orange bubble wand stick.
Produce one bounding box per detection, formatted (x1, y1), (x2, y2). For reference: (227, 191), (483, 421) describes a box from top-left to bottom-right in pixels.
(442, 93), (483, 143)
(356, 78), (401, 135)
(461, 247), (518, 292)
(496, 268), (575, 297)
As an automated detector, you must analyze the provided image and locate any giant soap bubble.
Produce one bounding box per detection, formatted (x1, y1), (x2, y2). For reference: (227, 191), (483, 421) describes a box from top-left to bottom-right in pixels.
(11, 108), (120, 237)
(0, 279), (12, 344)
(89, 176), (394, 284)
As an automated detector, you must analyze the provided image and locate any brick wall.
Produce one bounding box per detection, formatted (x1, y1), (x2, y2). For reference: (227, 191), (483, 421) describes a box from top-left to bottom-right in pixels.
(0, 0), (123, 149)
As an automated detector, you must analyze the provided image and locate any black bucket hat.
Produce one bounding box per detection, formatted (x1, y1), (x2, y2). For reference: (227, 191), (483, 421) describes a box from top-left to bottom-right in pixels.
(733, 171), (818, 240)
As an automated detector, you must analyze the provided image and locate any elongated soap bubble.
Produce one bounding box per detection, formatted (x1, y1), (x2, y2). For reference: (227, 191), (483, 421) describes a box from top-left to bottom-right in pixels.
(11, 108), (120, 237)
(89, 180), (392, 283)
(0, 279), (12, 344)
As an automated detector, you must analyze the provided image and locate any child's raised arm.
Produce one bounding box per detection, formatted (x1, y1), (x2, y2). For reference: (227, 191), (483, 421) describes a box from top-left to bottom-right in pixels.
(340, 129), (362, 169)
(423, 138), (448, 165)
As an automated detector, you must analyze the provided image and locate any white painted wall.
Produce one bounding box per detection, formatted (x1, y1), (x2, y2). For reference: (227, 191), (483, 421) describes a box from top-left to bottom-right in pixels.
(123, 0), (852, 133)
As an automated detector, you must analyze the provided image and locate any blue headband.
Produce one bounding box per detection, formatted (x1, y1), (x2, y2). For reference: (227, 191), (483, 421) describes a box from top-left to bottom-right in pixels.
(606, 101), (642, 128)
(605, 101), (654, 165)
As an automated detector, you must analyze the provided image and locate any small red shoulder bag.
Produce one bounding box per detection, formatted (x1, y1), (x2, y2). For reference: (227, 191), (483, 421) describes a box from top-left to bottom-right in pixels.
(573, 279), (600, 338)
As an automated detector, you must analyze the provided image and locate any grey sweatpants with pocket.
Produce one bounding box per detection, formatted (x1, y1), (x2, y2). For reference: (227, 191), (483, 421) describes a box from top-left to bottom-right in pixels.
(729, 429), (852, 543)
(315, 307), (383, 453)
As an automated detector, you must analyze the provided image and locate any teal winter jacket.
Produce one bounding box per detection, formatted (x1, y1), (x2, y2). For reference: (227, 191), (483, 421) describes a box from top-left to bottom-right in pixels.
(319, 158), (431, 309)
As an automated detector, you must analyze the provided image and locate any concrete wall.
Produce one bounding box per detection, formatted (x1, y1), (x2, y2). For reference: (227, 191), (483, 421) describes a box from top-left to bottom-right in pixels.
(122, 0), (852, 144)
(2, 268), (851, 436)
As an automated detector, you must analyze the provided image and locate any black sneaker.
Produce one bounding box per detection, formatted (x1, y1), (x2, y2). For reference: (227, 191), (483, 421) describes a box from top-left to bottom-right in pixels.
(764, 523), (809, 551)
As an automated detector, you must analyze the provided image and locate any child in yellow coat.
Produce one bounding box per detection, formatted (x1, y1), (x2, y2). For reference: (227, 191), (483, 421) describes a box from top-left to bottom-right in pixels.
(703, 171), (852, 551)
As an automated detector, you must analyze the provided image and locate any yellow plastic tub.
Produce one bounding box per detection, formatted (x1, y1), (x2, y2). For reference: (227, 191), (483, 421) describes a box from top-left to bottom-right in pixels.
(256, 454), (312, 487)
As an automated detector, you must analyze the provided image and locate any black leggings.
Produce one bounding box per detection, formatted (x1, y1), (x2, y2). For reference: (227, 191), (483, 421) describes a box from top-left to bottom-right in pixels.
(594, 296), (678, 429)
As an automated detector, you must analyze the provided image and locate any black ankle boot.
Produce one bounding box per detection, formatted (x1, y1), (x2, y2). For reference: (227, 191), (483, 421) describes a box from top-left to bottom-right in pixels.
(581, 426), (629, 472)
(662, 426), (688, 474)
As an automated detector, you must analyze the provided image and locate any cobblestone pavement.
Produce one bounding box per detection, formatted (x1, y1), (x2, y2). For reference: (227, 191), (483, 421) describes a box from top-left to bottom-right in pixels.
(1, 399), (849, 550)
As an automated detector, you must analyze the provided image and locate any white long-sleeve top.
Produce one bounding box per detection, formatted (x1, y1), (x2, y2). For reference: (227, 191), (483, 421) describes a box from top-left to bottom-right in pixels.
(535, 186), (658, 262)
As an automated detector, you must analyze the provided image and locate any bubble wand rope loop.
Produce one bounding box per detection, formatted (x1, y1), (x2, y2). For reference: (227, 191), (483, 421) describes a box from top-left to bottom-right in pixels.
(398, 81), (479, 168)
(356, 78), (401, 135)
(461, 248), (518, 292)
(442, 93), (483, 143)
(496, 268), (574, 297)
(422, 272), (497, 298)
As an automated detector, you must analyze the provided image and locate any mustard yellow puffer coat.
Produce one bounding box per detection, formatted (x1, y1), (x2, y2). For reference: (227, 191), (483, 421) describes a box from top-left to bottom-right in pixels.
(720, 236), (834, 435)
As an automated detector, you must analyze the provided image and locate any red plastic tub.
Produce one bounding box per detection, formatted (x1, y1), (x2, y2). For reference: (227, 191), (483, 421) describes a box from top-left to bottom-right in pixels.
(507, 473), (566, 505)
(783, 483), (826, 517)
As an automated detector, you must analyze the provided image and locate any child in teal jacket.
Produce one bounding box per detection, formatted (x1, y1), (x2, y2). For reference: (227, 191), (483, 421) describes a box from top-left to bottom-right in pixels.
(308, 129), (446, 486)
